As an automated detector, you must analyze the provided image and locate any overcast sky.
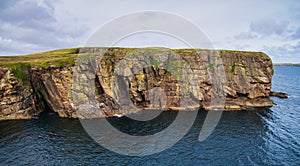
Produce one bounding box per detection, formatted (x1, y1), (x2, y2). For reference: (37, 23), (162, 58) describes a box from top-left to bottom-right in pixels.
(0, 0), (300, 63)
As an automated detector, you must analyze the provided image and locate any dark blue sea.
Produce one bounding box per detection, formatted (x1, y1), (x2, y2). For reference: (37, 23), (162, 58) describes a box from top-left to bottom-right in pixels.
(1, 66), (299, 165)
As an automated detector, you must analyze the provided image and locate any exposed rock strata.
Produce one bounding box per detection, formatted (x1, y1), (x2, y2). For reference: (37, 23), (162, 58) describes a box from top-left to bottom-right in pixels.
(270, 91), (288, 98)
(0, 68), (39, 119)
(0, 48), (276, 120)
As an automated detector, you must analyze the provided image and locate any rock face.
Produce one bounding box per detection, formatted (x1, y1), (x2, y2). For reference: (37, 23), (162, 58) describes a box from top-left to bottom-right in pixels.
(0, 48), (275, 120)
(270, 91), (288, 98)
(0, 68), (39, 119)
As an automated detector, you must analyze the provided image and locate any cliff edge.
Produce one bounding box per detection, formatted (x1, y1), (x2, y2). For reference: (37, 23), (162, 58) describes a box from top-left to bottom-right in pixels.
(0, 47), (275, 120)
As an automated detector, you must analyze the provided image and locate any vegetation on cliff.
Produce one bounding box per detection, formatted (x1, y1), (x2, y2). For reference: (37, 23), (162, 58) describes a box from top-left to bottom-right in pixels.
(0, 47), (276, 120)
(0, 48), (79, 86)
(0, 48), (79, 67)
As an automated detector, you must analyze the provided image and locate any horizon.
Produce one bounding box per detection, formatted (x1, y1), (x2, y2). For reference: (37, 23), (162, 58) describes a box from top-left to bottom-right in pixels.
(2, 46), (300, 65)
(0, 0), (300, 63)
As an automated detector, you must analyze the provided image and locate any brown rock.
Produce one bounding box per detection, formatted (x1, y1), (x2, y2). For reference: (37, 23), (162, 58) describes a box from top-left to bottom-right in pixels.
(270, 91), (288, 98)
(0, 48), (283, 120)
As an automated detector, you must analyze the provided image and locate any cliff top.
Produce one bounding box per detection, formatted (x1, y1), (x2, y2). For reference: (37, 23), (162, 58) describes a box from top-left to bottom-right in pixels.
(0, 47), (275, 120)
(0, 47), (271, 86)
(0, 47), (268, 68)
(0, 48), (80, 68)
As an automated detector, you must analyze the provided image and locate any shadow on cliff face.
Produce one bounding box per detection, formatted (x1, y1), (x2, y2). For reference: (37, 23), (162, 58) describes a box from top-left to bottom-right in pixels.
(37, 93), (60, 118)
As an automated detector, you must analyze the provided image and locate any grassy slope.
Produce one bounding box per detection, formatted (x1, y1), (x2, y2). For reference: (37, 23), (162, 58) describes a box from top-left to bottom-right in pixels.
(0, 48), (80, 68)
(0, 48), (80, 86)
(0, 47), (267, 86)
(0, 47), (265, 68)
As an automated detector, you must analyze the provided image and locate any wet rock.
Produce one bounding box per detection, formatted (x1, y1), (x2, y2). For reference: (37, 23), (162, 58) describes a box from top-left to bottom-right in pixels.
(270, 91), (288, 98)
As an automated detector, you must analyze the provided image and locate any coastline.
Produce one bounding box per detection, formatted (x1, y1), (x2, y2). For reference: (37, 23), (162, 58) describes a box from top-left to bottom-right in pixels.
(0, 47), (282, 120)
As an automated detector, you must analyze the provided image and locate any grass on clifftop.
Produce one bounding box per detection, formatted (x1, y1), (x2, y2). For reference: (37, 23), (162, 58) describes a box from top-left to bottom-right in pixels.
(0, 47), (268, 86)
(0, 48), (79, 86)
(0, 47), (266, 68)
(0, 48), (79, 68)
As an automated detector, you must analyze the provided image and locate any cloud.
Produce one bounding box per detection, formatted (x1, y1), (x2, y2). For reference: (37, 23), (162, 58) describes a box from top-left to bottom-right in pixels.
(250, 19), (289, 36)
(289, 27), (300, 40)
(0, 36), (52, 55)
(229, 17), (300, 63)
(0, 0), (54, 24)
(234, 32), (258, 40)
(0, 0), (299, 62)
(235, 19), (291, 40)
(0, 0), (85, 55)
(262, 41), (300, 63)
(0, 1), (18, 9)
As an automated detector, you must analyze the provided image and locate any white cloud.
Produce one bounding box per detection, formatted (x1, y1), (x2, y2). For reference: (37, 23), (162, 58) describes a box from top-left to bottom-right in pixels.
(0, 0), (299, 62)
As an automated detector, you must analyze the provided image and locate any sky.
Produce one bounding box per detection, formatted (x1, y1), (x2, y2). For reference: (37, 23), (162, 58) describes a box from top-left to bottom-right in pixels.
(0, 0), (300, 63)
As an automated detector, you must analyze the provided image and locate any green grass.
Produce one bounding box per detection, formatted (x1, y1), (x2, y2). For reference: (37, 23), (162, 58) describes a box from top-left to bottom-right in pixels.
(0, 47), (266, 85)
(0, 48), (79, 86)
(0, 48), (79, 67)
(165, 71), (172, 76)
(0, 47), (265, 68)
(3, 62), (31, 86)
(209, 63), (215, 70)
(150, 59), (161, 68)
(230, 64), (236, 74)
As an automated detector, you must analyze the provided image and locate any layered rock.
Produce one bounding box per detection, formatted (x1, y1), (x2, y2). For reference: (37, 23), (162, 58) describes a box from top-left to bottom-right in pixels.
(0, 48), (276, 120)
(0, 68), (38, 119)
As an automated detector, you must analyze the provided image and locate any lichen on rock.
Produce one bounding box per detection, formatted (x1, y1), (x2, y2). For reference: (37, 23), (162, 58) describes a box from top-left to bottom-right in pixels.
(0, 47), (277, 120)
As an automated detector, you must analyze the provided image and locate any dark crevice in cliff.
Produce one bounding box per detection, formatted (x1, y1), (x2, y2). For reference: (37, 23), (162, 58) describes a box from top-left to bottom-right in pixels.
(95, 74), (105, 101)
(28, 69), (43, 117)
(28, 70), (59, 118)
(36, 91), (60, 117)
(0, 47), (279, 120)
(236, 92), (249, 98)
(94, 74), (120, 112)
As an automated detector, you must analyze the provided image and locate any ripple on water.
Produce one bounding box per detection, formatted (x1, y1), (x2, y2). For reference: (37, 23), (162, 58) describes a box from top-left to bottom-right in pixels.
(1, 66), (300, 165)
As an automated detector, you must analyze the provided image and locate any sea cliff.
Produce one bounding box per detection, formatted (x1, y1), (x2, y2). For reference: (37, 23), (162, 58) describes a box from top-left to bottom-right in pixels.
(0, 47), (275, 120)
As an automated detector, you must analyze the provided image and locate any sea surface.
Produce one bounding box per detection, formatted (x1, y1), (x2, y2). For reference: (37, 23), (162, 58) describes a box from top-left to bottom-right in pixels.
(1, 66), (299, 165)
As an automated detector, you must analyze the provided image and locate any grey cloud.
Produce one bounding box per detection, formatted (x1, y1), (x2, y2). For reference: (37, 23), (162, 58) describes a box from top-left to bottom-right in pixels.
(288, 41), (300, 54)
(1, 23), (72, 48)
(0, 0), (85, 55)
(234, 18), (300, 41)
(0, 1), (18, 9)
(0, 0), (299, 63)
(289, 27), (300, 40)
(250, 19), (289, 36)
(234, 31), (258, 40)
(0, 35), (55, 55)
(263, 42), (300, 59)
(0, 0), (55, 25)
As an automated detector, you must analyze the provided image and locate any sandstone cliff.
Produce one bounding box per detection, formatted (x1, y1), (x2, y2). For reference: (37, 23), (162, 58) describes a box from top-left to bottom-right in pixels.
(0, 47), (275, 120)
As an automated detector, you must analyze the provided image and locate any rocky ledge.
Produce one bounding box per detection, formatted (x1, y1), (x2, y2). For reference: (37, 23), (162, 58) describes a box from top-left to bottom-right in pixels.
(0, 47), (284, 120)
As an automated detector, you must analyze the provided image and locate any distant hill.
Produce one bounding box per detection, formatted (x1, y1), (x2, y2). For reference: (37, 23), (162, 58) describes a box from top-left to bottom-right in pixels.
(273, 63), (300, 66)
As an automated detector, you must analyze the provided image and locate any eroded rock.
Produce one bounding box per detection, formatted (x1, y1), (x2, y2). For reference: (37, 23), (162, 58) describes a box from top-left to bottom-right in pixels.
(0, 48), (279, 119)
(270, 91), (288, 98)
